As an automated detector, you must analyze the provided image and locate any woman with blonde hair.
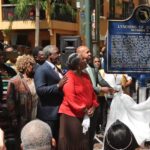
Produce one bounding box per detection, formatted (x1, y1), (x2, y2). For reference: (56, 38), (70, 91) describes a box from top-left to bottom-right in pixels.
(7, 54), (38, 149)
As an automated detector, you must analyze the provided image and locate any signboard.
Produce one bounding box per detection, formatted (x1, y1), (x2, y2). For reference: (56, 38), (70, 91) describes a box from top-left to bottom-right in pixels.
(107, 5), (150, 74)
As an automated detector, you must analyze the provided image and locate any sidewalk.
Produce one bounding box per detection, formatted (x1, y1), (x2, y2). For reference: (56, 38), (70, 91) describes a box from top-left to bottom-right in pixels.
(93, 134), (103, 150)
(93, 143), (102, 150)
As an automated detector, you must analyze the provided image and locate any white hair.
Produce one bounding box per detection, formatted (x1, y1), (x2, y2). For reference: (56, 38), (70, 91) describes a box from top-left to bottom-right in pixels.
(42, 45), (58, 59)
(21, 119), (52, 150)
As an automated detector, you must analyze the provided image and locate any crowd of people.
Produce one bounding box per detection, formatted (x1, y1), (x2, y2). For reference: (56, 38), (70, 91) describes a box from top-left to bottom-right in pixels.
(0, 43), (149, 150)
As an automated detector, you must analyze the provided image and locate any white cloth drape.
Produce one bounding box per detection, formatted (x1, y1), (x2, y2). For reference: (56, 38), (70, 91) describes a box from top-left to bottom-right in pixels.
(82, 114), (90, 134)
(105, 91), (150, 147)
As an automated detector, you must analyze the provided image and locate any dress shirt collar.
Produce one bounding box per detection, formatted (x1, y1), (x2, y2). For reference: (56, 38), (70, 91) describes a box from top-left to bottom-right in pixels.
(45, 61), (63, 78)
(45, 60), (55, 69)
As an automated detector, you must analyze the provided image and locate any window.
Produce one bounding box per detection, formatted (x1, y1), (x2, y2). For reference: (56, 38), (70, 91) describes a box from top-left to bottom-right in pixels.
(122, 1), (129, 19)
(41, 40), (50, 48)
(91, 0), (104, 17)
(16, 34), (28, 45)
(122, 0), (134, 19)
(3, 0), (11, 4)
(100, 0), (104, 16)
(109, 0), (115, 18)
(139, 0), (148, 4)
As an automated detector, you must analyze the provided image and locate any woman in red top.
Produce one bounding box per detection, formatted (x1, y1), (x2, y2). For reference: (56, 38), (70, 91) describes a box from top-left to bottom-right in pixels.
(58, 53), (99, 150)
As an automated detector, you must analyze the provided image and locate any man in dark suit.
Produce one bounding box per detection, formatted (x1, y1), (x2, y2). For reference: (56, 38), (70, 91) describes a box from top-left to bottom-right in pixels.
(32, 46), (46, 71)
(34, 45), (67, 142)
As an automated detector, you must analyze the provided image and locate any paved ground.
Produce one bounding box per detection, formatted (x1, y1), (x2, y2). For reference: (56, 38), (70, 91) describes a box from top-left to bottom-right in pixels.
(93, 134), (103, 150)
(93, 143), (102, 150)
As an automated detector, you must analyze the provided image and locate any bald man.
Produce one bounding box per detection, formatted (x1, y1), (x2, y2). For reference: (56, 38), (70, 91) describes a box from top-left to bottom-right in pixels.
(34, 45), (67, 144)
(21, 119), (56, 150)
(76, 46), (112, 94)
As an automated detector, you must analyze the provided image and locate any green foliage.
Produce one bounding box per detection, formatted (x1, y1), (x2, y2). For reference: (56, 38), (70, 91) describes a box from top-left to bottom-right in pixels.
(8, 0), (76, 22)
(9, 0), (17, 3)
(40, 1), (47, 10)
(50, 2), (77, 22)
(8, 0), (47, 18)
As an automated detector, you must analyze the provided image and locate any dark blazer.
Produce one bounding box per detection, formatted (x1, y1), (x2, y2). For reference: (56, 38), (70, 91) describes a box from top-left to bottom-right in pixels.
(34, 61), (63, 121)
(0, 64), (16, 101)
(86, 64), (111, 94)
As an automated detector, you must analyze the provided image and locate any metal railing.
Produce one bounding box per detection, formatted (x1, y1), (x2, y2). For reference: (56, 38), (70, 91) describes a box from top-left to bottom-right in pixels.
(2, 4), (46, 21)
(2, 4), (77, 22)
(50, 3), (77, 22)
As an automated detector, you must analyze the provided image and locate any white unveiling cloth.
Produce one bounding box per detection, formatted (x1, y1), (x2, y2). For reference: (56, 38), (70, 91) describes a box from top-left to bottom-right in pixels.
(105, 91), (150, 147)
(82, 114), (90, 134)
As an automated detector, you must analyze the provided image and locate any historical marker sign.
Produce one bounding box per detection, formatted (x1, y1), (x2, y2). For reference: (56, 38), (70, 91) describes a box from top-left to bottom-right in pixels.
(107, 5), (150, 73)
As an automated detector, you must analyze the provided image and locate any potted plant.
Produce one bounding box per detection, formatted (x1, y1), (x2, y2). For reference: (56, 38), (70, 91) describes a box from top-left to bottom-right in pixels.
(8, 12), (14, 21)
(29, 9), (35, 20)
(50, 1), (76, 22)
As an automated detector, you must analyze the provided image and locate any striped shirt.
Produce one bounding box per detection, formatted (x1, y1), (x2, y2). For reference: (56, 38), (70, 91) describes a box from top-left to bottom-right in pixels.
(1, 73), (11, 101)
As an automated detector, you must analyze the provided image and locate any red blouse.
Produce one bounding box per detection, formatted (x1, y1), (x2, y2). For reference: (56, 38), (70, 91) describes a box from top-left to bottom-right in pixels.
(59, 70), (99, 118)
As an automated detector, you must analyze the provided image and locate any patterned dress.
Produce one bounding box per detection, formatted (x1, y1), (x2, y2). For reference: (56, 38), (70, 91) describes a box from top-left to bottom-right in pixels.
(7, 72), (38, 150)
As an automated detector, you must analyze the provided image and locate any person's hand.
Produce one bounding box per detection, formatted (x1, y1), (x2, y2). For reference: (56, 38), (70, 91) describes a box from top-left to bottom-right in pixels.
(57, 75), (68, 89)
(87, 106), (96, 117)
(51, 138), (56, 150)
(101, 87), (114, 93)
(0, 128), (6, 150)
(110, 88), (117, 94)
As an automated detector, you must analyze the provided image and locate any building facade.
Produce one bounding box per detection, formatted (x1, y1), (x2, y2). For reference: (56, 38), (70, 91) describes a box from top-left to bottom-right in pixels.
(0, 0), (79, 50)
(91, 0), (141, 47)
(0, 0), (148, 51)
